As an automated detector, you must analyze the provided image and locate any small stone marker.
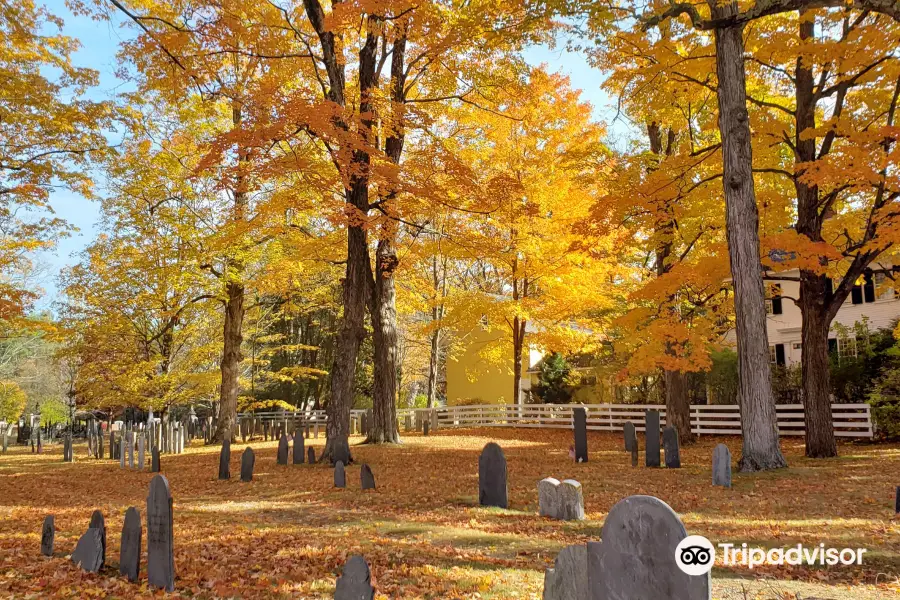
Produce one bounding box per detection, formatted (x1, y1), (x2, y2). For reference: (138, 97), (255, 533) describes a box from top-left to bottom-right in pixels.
(478, 442), (508, 508)
(712, 444), (732, 488)
(334, 461), (346, 488)
(277, 434), (289, 465)
(40, 515), (54, 556)
(151, 447), (160, 472)
(218, 439), (231, 480)
(334, 554), (375, 600)
(573, 407), (588, 463)
(624, 421), (636, 452)
(147, 474), (175, 592)
(71, 527), (104, 573)
(307, 446), (316, 464)
(89, 509), (106, 568)
(586, 495), (710, 600)
(293, 432), (304, 464)
(240, 447), (255, 482)
(119, 507), (141, 583)
(645, 409), (661, 468)
(663, 426), (681, 469)
(543, 544), (588, 600)
(360, 464), (376, 490)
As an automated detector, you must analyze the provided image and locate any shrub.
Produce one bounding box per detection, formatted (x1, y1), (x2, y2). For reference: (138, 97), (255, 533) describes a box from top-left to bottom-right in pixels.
(533, 353), (574, 404)
(868, 368), (900, 439)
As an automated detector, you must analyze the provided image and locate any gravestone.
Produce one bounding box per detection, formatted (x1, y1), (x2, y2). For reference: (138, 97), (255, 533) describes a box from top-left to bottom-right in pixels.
(109, 432), (115, 460)
(98, 432), (103, 459)
(119, 507), (141, 583)
(645, 410), (661, 468)
(360, 412), (368, 436)
(404, 414), (412, 431)
(334, 554), (375, 600)
(558, 480), (585, 521)
(307, 446), (316, 464)
(151, 447), (160, 472)
(360, 464), (376, 490)
(277, 434), (289, 465)
(147, 475), (175, 592)
(218, 439), (231, 480)
(712, 444), (732, 488)
(624, 421), (636, 453)
(89, 509), (106, 568)
(423, 419), (430, 436)
(119, 437), (126, 468)
(40, 515), (54, 556)
(895, 486), (899, 514)
(573, 407), (588, 463)
(293, 431), (304, 464)
(240, 447), (255, 482)
(334, 461), (346, 488)
(128, 431), (135, 468)
(333, 437), (350, 466)
(663, 426), (681, 469)
(138, 435), (146, 470)
(71, 527), (104, 573)
(539, 478), (562, 518)
(586, 495), (710, 600)
(478, 442), (508, 508)
(543, 544), (588, 600)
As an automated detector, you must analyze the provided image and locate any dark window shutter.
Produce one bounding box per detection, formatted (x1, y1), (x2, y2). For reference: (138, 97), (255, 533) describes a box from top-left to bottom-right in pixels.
(775, 344), (786, 366)
(828, 338), (838, 354)
(772, 284), (783, 315)
(863, 272), (875, 303)
(852, 284), (863, 304)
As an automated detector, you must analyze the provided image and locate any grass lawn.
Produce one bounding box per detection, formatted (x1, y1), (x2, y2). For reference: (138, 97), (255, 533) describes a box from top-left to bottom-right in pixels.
(0, 427), (898, 598)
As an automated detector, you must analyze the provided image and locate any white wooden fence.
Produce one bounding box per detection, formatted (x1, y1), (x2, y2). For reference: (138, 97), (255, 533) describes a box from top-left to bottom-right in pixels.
(236, 403), (874, 438)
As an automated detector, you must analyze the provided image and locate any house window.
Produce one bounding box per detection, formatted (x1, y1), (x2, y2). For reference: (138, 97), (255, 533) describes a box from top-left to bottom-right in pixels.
(792, 342), (802, 350)
(852, 271), (877, 304)
(838, 337), (857, 360)
(766, 284), (783, 315)
(769, 344), (786, 366)
(874, 273), (896, 300)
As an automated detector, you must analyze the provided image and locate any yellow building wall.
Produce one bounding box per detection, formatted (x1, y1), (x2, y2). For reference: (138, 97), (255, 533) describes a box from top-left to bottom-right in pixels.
(446, 328), (513, 405)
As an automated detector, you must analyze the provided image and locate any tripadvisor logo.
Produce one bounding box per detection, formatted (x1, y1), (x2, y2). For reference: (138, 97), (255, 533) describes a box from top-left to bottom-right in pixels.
(675, 536), (868, 574)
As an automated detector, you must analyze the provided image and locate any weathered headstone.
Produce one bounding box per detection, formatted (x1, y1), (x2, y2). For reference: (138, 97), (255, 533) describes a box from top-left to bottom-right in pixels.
(663, 426), (681, 469)
(538, 478), (562, 518)
(712, 444), (732, 488)
(334, 554), (375, 600)
(127, 431), (135, 468)
(307, 446), (316, 464)
(89, 509), (106, 568)
(151, 446), (160, 472)
(360, 464), (375, 490)
(478, 442), (508, 508)
(334, 461), (346, 488)
(293, 431), (304, 464)
(631, 445), (638, 467)
(645, 410), (661, 468)
(333, 437), (350, 466)
(240, 447), (255, 482)
(360, 412), (368, 436)
(147, 475), (175, 592)
(624, 421), (636, 452)
(558, 480), (585, 521)
(895, 486), (899, 514)
(138, 435), (146, 470)
(423, 419), (430, 436)
(71, 527), (104, 573)
(119, 507), (141, 583)
(277, 434), (289, 465)
(40, 515), (54, 556)
(119, 437), (126, 468)
(543, 544), (588, 600)
(98, 431), (103, 459)
(219, 439), (231, 480)
(587, 495), (710, 600)
(573, 407), (588, 463)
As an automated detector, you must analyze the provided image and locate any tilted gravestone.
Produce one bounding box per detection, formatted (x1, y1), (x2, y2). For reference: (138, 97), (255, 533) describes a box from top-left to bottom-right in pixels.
(712, 444), (732, 488)
(334, 554), (375, 600)
(587, 495), (710, 600)
(277, 434), (289, 465)
(624, 421), (636, 453)
(151, 447), (161, 473)
(307, 446), (316, 464)
(89, 510), (106, 568)
(478, 442), (508, 508)
(543, 544), (588, 600)
(663, 426), (681, 469)
(147, 474), (175, 592)
(334, 461), (346, 488)
(360, 464), (376, 490)
(120, 506), (141, 583)
(240, 447), (255, 482)
(538, 478), (585, 521)
(71, 527), (104, 573)
(219, 439), (231, 480)
(293, 431), (304, 464)
(40, 515), (54, 556)
(573, 407), (588, 463)
(645, 410), (661, 468)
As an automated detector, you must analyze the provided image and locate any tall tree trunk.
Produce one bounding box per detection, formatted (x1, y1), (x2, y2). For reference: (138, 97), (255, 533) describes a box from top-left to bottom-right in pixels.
(709, 0), (787, 471)
(426, 327), (440, 408)
(794, 10), (838, 458)
(512, 316), (526, 404)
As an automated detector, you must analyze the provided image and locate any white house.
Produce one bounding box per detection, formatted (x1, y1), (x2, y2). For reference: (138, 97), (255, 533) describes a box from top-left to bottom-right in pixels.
(755, 268), (900, 366)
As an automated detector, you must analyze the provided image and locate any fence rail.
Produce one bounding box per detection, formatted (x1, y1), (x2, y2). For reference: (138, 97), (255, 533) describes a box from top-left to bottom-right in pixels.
(236, 403), (875, 439)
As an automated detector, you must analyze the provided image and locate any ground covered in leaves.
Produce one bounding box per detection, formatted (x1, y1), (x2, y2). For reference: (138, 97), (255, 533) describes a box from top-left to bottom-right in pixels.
(0, 428), (898, 599)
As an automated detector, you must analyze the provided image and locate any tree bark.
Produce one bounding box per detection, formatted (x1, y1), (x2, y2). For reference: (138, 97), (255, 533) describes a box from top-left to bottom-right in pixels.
(512, 316), (526, 404)
(709, 0), (787, 471)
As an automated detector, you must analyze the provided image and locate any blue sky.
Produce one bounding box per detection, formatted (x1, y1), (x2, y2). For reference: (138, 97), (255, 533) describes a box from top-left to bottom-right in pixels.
(35, 1), (622, 309)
